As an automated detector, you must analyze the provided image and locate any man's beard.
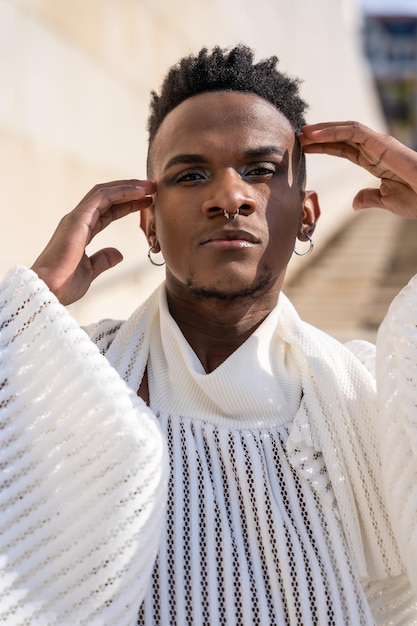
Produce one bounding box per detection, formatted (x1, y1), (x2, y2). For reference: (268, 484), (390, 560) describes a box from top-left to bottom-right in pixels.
(186, 274), (272, 302)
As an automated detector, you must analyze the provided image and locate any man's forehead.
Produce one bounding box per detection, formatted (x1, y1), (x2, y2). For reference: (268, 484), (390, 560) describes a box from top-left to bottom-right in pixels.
(162, 91), (292, 132)
(149, 91), (295, 169)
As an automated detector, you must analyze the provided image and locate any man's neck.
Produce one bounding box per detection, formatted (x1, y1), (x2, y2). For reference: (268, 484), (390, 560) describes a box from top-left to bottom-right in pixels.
(165, 288), (280, 373)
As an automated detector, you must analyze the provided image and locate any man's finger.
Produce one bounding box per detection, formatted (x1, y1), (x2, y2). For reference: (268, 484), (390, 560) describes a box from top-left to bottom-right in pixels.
(300, 121), (374, 146)
(89, 196), (153, 240)
(90, 248), (124, 280)
(352, 187), (384, 211)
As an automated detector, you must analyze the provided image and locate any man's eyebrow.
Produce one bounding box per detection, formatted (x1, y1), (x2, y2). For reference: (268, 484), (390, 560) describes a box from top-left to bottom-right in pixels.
(163, 154), (206, 172)
(244, 146), (284, 158)
(163, 146), (285, 173)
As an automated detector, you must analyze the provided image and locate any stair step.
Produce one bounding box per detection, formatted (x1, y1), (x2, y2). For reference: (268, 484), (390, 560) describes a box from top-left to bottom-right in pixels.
(284, 209), (417, 343)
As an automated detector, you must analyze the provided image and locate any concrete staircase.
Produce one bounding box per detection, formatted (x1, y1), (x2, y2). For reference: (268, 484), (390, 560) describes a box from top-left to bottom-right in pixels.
(283, 208), (417, 344)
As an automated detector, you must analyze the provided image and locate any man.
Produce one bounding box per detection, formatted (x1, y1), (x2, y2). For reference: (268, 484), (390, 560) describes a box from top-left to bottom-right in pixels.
(1, 45), (417, 625)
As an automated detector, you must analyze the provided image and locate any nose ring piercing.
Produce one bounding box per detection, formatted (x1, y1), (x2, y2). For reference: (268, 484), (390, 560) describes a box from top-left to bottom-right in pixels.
(224, 208), (240, 220)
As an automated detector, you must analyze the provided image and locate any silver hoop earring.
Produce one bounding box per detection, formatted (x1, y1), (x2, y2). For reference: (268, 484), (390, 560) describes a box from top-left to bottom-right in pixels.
(294, 232), (314, 257)
(147, 244), (166, 266)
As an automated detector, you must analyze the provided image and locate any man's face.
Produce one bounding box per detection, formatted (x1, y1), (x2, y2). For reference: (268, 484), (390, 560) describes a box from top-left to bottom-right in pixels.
(144, 91), (316, 301)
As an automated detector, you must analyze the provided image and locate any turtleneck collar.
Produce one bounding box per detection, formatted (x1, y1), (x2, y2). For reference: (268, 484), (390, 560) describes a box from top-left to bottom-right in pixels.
(147, 288), (302, 428)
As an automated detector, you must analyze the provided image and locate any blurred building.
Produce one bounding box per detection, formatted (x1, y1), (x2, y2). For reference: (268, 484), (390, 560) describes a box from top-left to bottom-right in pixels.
(362, 1), (417, 147)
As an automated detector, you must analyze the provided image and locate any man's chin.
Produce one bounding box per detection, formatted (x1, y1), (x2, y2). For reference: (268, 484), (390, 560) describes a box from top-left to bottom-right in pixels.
(186, 277), (272, 302)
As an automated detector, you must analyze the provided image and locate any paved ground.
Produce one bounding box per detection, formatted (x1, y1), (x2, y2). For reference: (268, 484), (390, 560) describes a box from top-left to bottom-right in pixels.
(283, 208), (417, 344)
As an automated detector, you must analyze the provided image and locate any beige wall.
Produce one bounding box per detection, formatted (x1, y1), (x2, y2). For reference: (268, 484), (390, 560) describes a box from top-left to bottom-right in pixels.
(0, 0), (384, 323)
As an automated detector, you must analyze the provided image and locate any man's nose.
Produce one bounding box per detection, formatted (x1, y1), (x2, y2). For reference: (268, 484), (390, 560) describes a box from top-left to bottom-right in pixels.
(201, 169), (256, 218)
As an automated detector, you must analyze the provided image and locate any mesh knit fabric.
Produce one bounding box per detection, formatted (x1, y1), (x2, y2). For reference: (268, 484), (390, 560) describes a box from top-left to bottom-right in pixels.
(94, 279), (417, 624)
(2, 266), (417, 624)
(0, 267), (167, 625)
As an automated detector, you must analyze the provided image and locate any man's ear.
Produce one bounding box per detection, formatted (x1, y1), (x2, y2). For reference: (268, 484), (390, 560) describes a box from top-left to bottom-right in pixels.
(298, 190), (321, 240)
(140, 204), (157, 246)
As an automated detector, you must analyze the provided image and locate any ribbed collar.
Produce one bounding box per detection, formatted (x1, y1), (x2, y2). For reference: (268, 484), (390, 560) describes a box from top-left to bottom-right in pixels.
(147, 288), (302, 428)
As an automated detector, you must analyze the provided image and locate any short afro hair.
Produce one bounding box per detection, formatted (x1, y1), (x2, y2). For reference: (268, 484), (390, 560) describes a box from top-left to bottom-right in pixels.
(147, 44), (308, 145)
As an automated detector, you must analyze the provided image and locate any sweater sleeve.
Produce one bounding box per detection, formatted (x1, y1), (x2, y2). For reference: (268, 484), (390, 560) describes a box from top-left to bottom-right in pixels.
(0, 266), (168, 626)
(376, 272), (417, 594)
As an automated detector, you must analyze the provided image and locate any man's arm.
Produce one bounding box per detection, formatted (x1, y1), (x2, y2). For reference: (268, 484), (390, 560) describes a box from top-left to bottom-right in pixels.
(0, 265), (167, 624)
(0, 180), (168, 624)
(300, 121), (417, 592)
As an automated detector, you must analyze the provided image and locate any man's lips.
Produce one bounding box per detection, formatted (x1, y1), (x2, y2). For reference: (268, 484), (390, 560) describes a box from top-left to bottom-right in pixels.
(200, 229), (260, 248)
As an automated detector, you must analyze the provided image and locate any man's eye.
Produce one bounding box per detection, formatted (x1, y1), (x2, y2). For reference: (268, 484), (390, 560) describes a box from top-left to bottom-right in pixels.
(174, 170), (206, 185)
(244, 164), (277, 179)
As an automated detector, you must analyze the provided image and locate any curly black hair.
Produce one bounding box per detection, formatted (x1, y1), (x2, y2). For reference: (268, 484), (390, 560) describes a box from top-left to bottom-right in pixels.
(147, 45), (307, 145)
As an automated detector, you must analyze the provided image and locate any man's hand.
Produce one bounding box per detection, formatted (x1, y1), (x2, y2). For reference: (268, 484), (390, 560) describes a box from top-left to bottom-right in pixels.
(31, 180), (155, 305)
(299, 121), (417, 219)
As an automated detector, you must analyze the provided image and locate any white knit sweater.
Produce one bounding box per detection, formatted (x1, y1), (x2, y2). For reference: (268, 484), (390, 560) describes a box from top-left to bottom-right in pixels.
(1, 266), (417, 625)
